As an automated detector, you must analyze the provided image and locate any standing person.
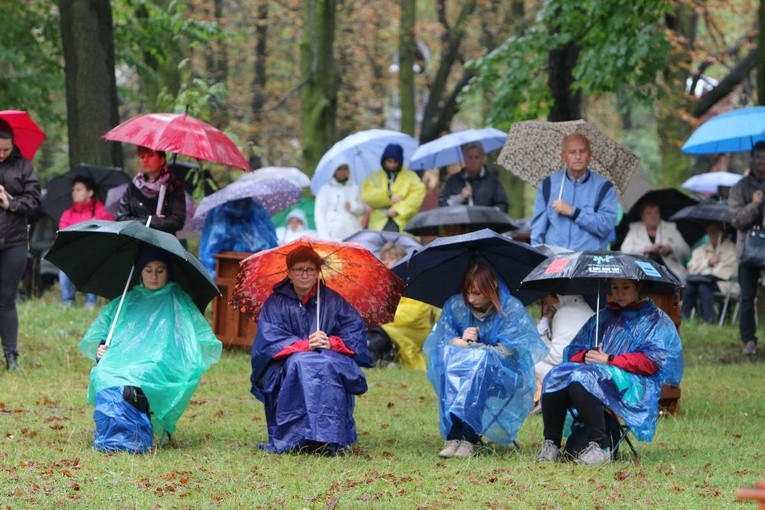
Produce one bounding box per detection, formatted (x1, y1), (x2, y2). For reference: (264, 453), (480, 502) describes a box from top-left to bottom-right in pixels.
(116, 146), (186, 235)
(424, 263), (547, 458)
(0, 122), (41, 371)
(681, 222), (738, 323)
(729, 141), (765, 355)
(314, 162), (364, 241)
(620, 202), (690, 283)
(530, 134), (618, 250)
(537, 278), (683, 465)
(439, 142), (509, 212)
(361, 143), (425, 232)
(79, 248), (222, 453)
(58, 176), (114, 308)
(250, 246), (372, 454)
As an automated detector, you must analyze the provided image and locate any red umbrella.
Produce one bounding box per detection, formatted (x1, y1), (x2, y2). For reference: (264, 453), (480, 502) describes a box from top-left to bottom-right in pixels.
(233, 237), (405, 327)
(0, 110), (46, 160)
(101, 113), (251, 171)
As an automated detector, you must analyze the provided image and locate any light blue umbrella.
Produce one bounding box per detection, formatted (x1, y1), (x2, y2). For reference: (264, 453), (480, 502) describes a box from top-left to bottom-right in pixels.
(310, 129), (418, 195)
(408, 128), (507, 171)
(681, 106), (765, 154)
(681, 171), (742, 194)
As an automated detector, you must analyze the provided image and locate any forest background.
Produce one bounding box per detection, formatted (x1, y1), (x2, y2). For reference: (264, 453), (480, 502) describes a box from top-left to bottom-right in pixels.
(1, 0), (763, 218)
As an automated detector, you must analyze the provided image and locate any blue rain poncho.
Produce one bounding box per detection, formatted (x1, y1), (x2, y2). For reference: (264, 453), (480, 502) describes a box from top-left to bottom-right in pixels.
(79, 282), (222, 438)
(423, 282), (548, 445)
(251, 280), (372, 453)
(199, 198), (278, 277)
(542, 299), (683, 441)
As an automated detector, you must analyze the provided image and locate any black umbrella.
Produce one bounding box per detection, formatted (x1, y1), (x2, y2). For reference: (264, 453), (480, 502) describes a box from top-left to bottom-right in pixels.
(45, 220), (219, 313)
(391, 228), (547, 307)
(41, 164), (131, 222)
(613, 188), (700, 249)
(343, 229), (423, 258)
(670, 200), (730, 224)
(404, 205), (518, 237)
(521, 251), (681, 348)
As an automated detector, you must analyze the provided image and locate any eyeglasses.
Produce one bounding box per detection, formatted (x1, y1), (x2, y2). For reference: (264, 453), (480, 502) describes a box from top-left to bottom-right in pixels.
(290, 267), (318, 276)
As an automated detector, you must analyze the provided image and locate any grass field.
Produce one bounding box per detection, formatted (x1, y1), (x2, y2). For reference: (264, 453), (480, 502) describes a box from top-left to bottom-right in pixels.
(0, 293), (763, 509)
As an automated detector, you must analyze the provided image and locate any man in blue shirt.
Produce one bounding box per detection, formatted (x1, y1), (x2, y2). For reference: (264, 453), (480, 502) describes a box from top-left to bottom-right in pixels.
(530, 134), (618, 250)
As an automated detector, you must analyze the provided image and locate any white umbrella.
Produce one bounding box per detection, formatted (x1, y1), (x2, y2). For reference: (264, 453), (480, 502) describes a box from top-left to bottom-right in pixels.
(408, 128), (507, 171)
(681, 171), (742, 194)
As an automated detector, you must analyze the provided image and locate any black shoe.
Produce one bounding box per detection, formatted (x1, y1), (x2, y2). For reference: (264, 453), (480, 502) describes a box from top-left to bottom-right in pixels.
(5, 353), (19, 371)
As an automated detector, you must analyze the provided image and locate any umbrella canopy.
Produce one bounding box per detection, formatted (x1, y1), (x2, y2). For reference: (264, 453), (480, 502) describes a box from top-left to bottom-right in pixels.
(681, 171), (743, 194)
(681, 106), (765, 154)
(407, 128), (507, 171)
(342, 229), (423, 258)
(309, 129), (418, 194)
(404, 205), (517, 237)
(45, 220), (219, 312)
(520, 251), (681, 296)
(233, 237), (405, 326)
(104, 183), (198, 240)
(670, 200), (731, 225)
(101, 113), (251, 170)
(249, 166), (311, 189)
(614, 188), (701, 248)
(0, 110), (46, 160)
(391, 228), (547, 307)
(498, 119), (640, 194)
(192, 177), (302, 228)
(41, 164), (131, 222)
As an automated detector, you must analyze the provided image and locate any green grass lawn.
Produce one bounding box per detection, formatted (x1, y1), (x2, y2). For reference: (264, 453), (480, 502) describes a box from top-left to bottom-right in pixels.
(0, 294), (763, 509)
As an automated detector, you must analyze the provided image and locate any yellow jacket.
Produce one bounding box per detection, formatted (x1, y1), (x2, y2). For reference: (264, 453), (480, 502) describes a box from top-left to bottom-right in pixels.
(381, 297), (440, 370)
(361, 168), (425, 231)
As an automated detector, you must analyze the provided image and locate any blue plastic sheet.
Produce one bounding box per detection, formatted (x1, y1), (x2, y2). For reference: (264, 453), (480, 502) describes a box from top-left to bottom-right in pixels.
(199, 198), (277, 277)
(543, 299), (684, 441)
(93, 387), (153, 454)
(423, 282), (548, 445)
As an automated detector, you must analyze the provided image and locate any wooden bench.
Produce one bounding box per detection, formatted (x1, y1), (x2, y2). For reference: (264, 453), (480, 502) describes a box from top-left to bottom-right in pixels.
(212, 251), (257, 351)
(737, 480), (765, 509)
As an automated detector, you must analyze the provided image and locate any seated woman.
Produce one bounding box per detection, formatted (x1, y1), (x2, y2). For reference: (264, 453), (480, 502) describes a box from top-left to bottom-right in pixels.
(537, 278), (683, 466)
(621, 202), (690, 283)
(424, 263), (547, 459)
(250, 246), (372, 454)
(78, 248), (222, 453)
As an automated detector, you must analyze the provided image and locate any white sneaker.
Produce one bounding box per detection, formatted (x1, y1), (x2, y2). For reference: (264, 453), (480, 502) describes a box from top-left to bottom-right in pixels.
(452, 441), (474, 458)
(438, 440), (460, 458)
(577, 441), (612, 466)
(742, 340), (757, 356)
(537, 439), (560, 462)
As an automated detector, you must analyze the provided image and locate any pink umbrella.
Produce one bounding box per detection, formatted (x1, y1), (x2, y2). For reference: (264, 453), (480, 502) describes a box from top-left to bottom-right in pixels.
(101, 113), (251, 171)
(0, 110), (46, 160)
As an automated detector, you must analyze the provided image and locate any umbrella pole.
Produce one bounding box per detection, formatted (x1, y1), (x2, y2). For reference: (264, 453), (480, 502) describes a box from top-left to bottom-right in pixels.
(105, 217), (152, 347)
(557, 178), (564, 200)
(316, 272), (321, 332)
(594, 280), (601, 350)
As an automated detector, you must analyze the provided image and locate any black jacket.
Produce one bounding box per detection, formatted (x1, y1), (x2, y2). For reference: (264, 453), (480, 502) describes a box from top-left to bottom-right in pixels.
(116, 173), (186, 234)
(0, 147), (41, 248)
(438, 167), (509, 212)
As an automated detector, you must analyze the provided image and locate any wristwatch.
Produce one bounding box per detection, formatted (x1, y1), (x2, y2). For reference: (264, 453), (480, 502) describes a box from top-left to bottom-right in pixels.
(607, 354), (615, 364)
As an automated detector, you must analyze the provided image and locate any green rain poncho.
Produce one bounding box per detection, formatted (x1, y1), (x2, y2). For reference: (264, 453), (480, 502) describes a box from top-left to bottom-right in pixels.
(79, 282), (222, 436)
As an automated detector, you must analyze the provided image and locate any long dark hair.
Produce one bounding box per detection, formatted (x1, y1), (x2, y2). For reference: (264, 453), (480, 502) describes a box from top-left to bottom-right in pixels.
(460, 263), (502, 314)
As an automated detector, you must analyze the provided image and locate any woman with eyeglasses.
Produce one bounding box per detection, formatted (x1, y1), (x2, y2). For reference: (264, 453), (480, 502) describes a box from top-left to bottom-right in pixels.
(250, 245), (372, 455)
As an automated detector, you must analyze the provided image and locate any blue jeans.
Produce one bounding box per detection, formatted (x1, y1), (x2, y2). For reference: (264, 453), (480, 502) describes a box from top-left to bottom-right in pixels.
(59, 270), (96, 307)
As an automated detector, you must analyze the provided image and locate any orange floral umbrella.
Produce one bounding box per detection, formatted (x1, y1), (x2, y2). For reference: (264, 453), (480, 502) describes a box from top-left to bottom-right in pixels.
(233, 237), (405, 327)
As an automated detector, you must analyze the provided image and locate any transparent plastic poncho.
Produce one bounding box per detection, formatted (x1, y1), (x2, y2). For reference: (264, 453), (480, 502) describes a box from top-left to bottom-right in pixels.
(423, 282), (548, 445)
(79, 282), (222, 436)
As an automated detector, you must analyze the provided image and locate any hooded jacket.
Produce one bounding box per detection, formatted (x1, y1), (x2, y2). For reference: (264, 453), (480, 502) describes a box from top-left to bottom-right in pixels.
(314, 167), (364, 241)
(0, 146), (41, 248)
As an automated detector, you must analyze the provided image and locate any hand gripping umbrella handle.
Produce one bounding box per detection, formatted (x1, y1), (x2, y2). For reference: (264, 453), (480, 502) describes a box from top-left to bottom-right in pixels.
(104, 217), (153, 347)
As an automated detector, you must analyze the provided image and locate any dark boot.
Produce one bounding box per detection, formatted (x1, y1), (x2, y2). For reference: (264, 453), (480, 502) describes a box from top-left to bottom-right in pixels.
(5, 352), (19, 371)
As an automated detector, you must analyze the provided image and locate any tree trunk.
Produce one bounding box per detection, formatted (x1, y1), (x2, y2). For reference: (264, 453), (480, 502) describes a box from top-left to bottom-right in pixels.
(547, 42), (582, 121)
(300, 0), (338, 176)
(419, 0), (478, 143)
(60, 0), (122, 168)
(250, 0), (269, 169)
(207, 0), (229, 127)
(759, 0), (765, 105)
(399, 0), (416, 136)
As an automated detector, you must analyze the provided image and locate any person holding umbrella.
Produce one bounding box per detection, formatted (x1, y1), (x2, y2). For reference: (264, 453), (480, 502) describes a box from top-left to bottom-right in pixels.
(537, 278), (683, 465)
(78, 247), (221, 453)
(424, 263), (546, 459)
(117, 146), (186, 235)
(249, 245), (373, 454)
(0, 119), (41, 371)
(58, 176), (114, 308)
